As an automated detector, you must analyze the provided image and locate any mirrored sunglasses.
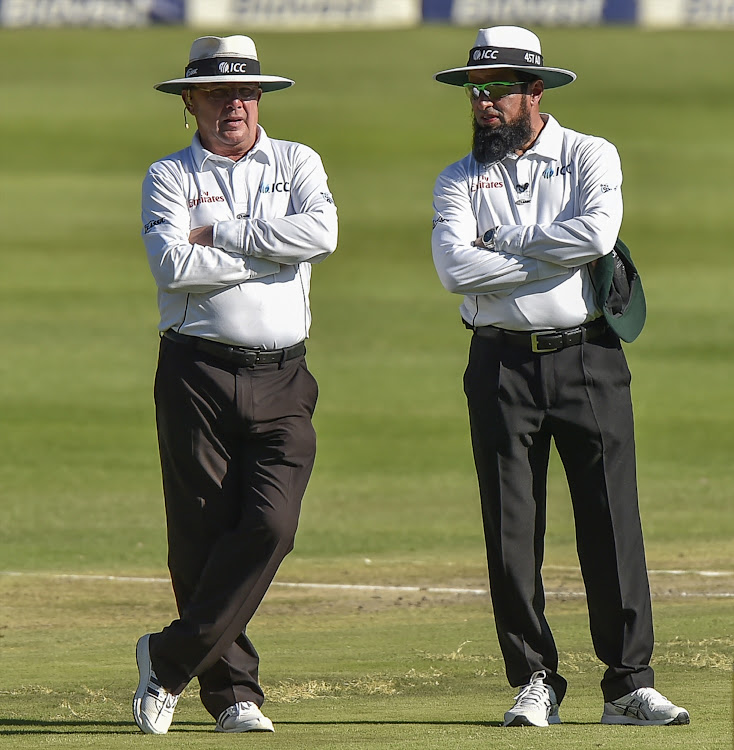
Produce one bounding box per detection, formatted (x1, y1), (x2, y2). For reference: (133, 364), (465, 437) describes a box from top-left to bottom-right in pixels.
(463, 81), (526, 102)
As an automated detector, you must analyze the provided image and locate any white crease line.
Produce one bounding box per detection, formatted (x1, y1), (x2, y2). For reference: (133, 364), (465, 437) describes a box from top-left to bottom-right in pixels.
(273, 583), (734, 599)
(1, 570), (732, 598)
(0, 571), (488, 594)
(545, 565), (733, 577)
(274, 581), (489, 595)
(650, 570), (732, 577)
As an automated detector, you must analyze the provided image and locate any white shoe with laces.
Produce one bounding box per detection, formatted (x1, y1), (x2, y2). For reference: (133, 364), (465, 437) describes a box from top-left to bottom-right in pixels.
(601, 687), (690, 725)
(132, 634), (179, 734)
(215, 701), (275, 733)
(503, 670), (561, 727)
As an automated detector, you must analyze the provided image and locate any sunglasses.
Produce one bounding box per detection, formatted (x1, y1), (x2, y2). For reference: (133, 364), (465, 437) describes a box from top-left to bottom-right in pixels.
(463, 81), (526, 102)
(193, 85), (261, 102)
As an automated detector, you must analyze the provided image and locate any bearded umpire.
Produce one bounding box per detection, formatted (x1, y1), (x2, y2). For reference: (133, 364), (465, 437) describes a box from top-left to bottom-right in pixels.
(134, 35), (337, 734)
(431, 26), (689, 728)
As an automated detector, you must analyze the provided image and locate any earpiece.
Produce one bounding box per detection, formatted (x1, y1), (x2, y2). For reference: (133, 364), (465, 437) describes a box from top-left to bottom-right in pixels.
(182, 90), (193, 129)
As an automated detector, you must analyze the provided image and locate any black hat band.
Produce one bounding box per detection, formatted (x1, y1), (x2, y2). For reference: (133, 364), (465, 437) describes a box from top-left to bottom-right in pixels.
(184, 56), (262, 80)
(467, 46), (543, 68)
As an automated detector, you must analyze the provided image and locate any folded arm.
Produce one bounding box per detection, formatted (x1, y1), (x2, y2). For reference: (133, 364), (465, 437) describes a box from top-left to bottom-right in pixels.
(142, 164), (279, 293)
(213, 146), (338, 266)
(498, 139), (623, 267)
(432, 170), (569, 295)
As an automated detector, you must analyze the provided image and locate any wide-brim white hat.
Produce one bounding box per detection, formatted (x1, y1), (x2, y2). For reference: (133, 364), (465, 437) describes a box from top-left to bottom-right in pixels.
(434, 26), (576, 89)
(155, 35), (294, 94)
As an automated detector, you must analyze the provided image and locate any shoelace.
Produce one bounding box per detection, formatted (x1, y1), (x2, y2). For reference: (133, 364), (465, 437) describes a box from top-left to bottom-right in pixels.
(513, 677), (550, 708)
(632, 688), (669, 709)
(224, 701), (257, 719)
(148, 673), (178, 710)
(162, 694), (178, 710)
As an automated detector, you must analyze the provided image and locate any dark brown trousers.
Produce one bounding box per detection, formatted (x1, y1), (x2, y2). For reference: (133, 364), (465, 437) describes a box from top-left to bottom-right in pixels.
(149, 335), (318, 719)
(463, 329), (654, 704)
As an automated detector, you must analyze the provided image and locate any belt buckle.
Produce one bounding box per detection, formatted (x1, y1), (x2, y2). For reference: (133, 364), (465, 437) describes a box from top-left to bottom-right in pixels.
(530, 333), (558, 353)
(228, 346), (260, 367)
(243, 350), (261, 366)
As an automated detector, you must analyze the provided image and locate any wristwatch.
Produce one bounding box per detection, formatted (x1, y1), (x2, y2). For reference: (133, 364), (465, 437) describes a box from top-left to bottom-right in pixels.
(482, 227), (496, 250)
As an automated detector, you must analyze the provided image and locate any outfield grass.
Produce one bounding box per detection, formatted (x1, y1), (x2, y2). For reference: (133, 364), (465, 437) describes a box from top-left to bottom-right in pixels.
(0, 24), (732, 748)
(2, 574), (732, 748)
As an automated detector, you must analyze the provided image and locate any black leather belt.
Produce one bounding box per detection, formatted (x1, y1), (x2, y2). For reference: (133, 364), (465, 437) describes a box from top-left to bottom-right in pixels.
(473, 317), (609, 353)
(163, 329), (306, 367)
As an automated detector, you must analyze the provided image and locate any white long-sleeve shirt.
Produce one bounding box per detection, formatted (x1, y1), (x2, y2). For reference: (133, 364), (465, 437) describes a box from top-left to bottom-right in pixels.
(432, 114), (623, 331)
(142, 126), (338, 348)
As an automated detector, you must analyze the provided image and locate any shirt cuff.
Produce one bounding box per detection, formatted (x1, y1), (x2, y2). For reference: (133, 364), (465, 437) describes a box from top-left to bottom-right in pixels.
(246, 257), (281, 278)
(213, 219), (248, 255)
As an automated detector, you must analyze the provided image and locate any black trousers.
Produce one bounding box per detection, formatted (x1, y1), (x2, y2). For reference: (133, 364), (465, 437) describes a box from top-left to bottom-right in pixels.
(149, 335), (318, 719)
(463, 329), (654, 704)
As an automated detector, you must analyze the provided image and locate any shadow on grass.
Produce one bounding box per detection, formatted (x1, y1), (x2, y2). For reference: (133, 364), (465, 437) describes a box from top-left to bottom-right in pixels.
(0, 718), (597, 734)
(280, 720), (592, 727)
(0, 719), (207, 735)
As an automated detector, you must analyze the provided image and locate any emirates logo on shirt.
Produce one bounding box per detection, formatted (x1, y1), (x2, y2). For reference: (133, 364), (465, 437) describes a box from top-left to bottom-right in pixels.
(471, 178), (504, 192)
(188, 191), (225, 208)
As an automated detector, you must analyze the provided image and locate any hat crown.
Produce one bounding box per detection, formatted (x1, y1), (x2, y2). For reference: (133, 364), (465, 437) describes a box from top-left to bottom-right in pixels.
(472, 26), (542, 55)
(188, 35), (259, 63)
(155, 33), (293, 94)
(433, 24), (575, 89)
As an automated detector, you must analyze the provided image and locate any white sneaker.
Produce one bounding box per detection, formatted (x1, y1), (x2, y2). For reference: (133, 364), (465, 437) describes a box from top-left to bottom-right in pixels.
(132, 634), (179, 734)
(215, 701), (275, 733)
(601, 687), (690, 725)
(503, 670), (561, 727)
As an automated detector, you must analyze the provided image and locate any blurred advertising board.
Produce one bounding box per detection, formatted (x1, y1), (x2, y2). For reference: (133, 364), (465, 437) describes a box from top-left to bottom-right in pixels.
(1, 0), (732, 29)
(0, 0), (183, 25)
(422, 0), (734, 25)
(187, 0), (420, 28)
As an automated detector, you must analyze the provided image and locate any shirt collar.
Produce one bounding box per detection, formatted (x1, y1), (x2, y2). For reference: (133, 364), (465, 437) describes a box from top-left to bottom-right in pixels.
(478, 114), (563, 170)
(190, 125), (273, 170)
(523, 113), (562, 160)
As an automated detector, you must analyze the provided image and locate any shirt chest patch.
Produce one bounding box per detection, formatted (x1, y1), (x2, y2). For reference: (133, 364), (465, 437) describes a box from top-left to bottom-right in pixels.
(259, 180), (291, 194)
(541, 160), (574, 179)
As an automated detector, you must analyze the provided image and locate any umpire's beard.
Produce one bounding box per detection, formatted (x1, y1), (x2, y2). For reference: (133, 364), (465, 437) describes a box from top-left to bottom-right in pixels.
(472, 99), (534, 164)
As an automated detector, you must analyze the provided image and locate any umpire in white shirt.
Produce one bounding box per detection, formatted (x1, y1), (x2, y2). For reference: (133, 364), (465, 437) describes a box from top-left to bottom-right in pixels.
(134, 35), (337, 735)
(431, 26), (688, 728)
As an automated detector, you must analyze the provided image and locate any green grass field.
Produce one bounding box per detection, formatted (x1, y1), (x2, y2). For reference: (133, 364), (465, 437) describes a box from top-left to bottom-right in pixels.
(1, 23), (733, 748)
